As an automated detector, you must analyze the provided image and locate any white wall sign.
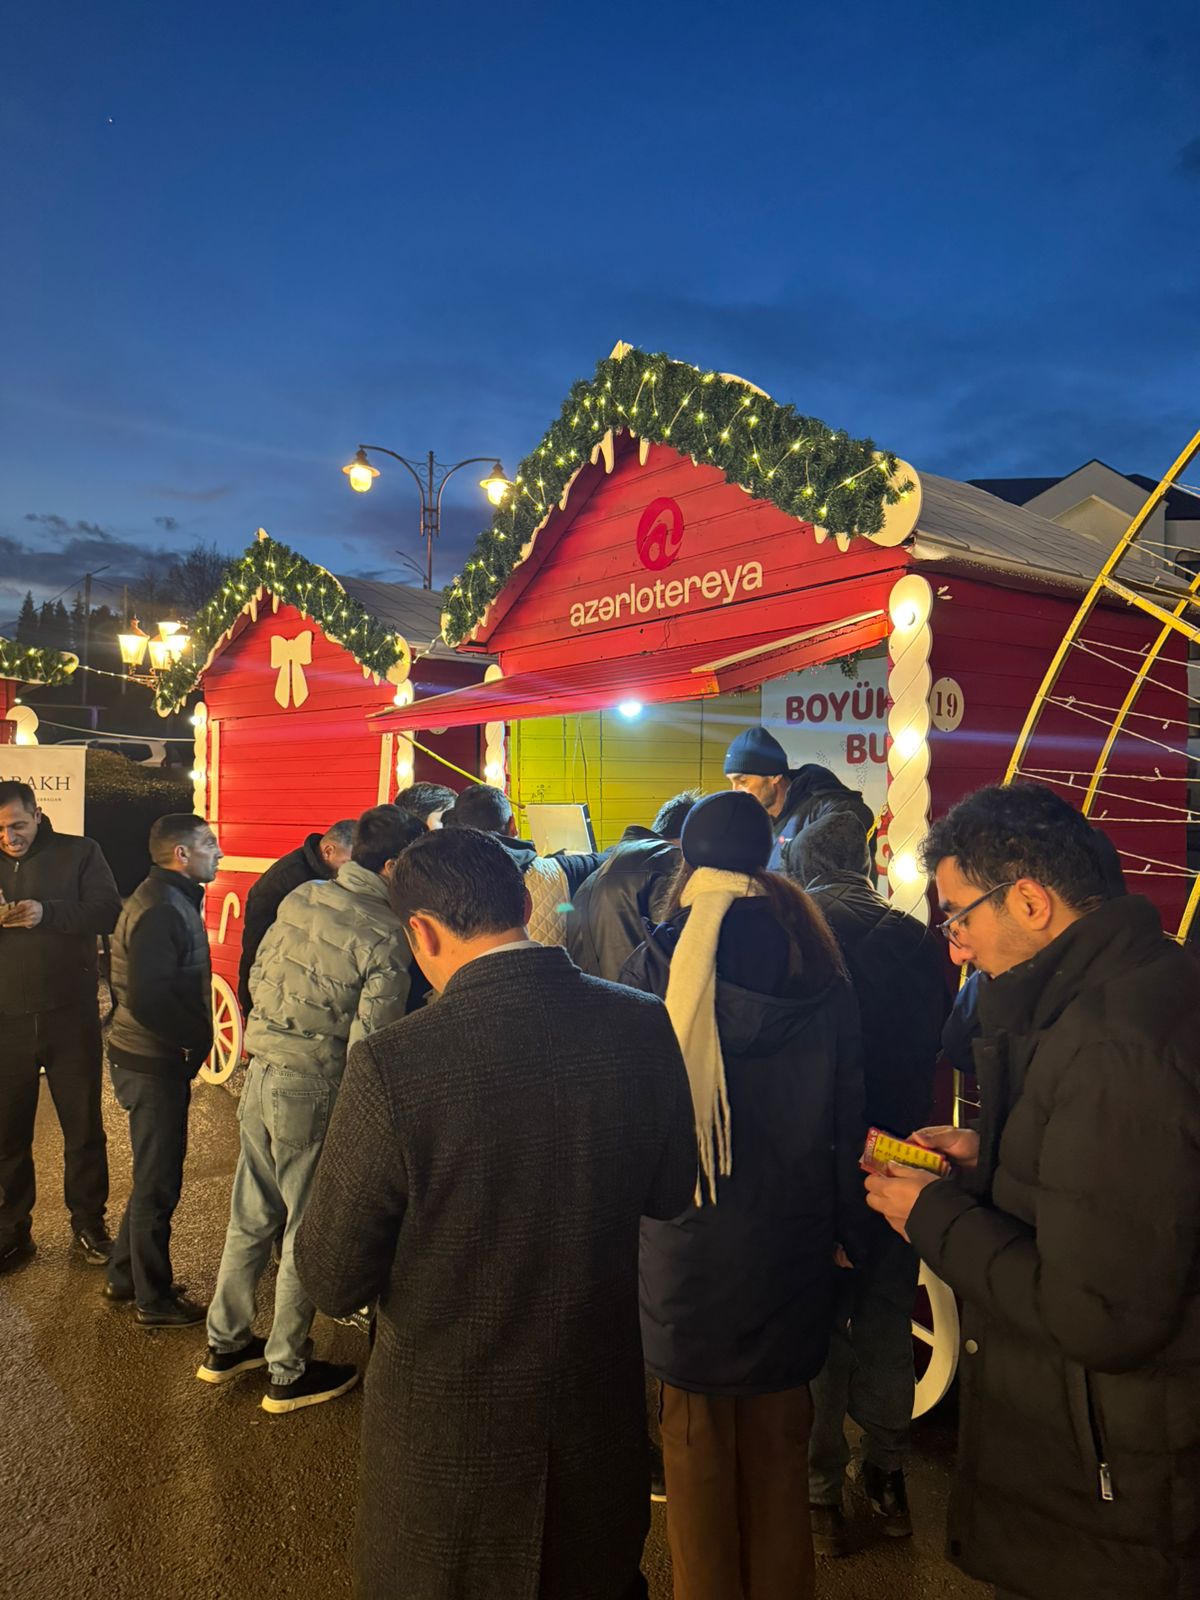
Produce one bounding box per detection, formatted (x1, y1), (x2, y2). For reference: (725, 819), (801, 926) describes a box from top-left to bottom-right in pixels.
(760, 653), (889, 822)
(0, 747), (87, 835)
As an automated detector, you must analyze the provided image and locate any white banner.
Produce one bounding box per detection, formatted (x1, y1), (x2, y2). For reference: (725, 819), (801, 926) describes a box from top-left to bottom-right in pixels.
(0, 747), (87, 836)
(760, 653), (889, 822)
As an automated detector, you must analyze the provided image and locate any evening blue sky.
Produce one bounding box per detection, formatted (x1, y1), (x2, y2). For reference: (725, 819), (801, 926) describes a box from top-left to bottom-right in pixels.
(2, 0), (1197, 626)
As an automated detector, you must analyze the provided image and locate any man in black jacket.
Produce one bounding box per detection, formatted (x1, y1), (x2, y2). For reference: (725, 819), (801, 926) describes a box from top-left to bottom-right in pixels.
(566, 791), (696, 981)
(236, 821), (354, 1014)
(105, 813), (221, 1327)
(784, 813), (952, 1552)
(724, 725), (874, 874)
(865, 783), (1200, 1600)
(0, 780), (122, 1274)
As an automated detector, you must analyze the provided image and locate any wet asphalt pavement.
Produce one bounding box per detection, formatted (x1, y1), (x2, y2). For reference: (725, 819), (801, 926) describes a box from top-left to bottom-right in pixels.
(3, 1075), (989, 1600)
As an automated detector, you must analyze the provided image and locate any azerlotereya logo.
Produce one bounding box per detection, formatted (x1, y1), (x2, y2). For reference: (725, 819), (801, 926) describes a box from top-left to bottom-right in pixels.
(636, 497), (685, 570)
(568, 493), (764, 630)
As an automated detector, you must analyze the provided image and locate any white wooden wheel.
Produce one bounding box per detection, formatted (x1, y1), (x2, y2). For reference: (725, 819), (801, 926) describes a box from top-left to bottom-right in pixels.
(199, 974), (243, 1086)
(912, 1262), (960, 1418)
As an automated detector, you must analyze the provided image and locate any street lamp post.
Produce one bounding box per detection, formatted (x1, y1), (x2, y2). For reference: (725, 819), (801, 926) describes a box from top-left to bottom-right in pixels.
(342, 447), (511, 590)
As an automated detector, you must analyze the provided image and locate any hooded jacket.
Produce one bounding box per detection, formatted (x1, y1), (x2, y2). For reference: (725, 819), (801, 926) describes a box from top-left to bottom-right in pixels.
(237, 832), (335, 1015)
(907, 895), (1200, 1600)
(623, 897), (865, 1394)
(565, 826), (680, 981)
(769, 765), (874, 875)
(0, 816), (121, 1017)
(243, 858), (413, 1081)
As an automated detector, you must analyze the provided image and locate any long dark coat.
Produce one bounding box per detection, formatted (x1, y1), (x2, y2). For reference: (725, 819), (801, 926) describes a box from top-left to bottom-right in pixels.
(622, 899), (866, 1394)
(908, 895), (1200, 1600)
(296, 944), (695, 1600)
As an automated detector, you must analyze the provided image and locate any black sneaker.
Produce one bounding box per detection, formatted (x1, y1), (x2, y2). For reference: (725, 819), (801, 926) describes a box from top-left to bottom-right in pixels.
(332, 1307), (373, 1335)
(0, 1237), (35, 1276)
(649, 1440), (667, 1503)
(135, 1294), (208, 1328)
(72, 1224), (113, 1265)
(261, 1359), (359, 1415)
(862, 1463), (912, 1538)
(196, 1336), (268, 1385)
(811, 1501), (851, 1558)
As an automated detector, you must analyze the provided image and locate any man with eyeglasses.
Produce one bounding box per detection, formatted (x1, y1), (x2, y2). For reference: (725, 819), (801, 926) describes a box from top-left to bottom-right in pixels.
(863, 782), (1200, 1600)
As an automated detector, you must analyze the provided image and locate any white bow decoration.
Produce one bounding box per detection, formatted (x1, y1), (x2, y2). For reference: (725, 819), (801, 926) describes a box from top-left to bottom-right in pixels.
(271, 632), (313, 709)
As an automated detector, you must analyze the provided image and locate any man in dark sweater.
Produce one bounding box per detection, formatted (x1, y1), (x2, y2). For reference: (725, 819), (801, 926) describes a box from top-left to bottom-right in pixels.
(237, 821), (354, 1014)
(783, 812), (952, 1551)
(0, 780), (122, 1275)
(105, 813), (221, 1327)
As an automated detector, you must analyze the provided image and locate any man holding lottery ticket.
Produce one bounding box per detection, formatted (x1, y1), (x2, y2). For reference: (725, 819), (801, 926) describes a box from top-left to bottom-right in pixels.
(865, 782), (1200, 1600)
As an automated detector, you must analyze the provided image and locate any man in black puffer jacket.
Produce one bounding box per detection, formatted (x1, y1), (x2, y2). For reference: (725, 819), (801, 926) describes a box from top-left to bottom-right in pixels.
(0, 780), (122, 1274)
(106, 813), (222, 1328)
(865, 783), (1200, 1600)
(783, 812), (953, 1552)
(724, 725), (875, 874)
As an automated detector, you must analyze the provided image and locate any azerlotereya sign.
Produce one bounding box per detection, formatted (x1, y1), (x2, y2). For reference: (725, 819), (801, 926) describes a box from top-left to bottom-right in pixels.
(568, 494), (765, 630)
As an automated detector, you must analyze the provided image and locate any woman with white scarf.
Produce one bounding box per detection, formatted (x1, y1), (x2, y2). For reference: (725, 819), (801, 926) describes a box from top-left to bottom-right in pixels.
(621, 791), (865, 1600)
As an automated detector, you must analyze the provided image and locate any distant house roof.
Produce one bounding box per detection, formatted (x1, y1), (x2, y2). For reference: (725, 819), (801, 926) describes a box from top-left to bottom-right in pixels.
(912, 474), (1179, 597)
(335, 576), (461, 660)
(968, 461), (1200, 525)
(966, 475), (1060, 506)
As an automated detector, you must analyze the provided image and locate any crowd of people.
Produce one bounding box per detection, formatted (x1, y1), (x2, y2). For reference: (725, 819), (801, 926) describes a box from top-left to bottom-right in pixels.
(1, 722), (1199, 1600)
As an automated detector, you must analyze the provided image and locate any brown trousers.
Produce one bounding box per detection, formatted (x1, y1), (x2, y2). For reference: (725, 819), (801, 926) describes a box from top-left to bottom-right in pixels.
(660, 1383), (815, 1600)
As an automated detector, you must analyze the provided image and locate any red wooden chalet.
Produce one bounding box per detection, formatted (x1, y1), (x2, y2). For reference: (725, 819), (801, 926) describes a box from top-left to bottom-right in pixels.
(373, 345), (1191, 933)
(158, 532), (487, 1079)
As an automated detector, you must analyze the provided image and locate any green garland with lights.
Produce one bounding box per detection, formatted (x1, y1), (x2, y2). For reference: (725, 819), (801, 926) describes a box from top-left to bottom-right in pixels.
(0, 637), (78, 687)
(443, 346), (911, 645)
(153, 533), (407, 715)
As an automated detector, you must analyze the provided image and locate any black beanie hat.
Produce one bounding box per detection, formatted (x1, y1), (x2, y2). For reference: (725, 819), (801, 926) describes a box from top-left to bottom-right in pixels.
(723, 725), (789, 778)
(681, 792), (775, 875)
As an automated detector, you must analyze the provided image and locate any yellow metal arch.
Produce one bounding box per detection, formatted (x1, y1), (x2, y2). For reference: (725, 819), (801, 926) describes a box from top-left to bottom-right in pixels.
(1005, 430), (1200, 944)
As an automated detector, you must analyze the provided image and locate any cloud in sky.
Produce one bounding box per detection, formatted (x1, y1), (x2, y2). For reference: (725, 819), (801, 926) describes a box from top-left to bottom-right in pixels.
(145, 483), (234, 503)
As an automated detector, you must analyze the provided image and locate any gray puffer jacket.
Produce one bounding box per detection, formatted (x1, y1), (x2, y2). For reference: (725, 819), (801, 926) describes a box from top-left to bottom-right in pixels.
(244, 859), (412, 1080)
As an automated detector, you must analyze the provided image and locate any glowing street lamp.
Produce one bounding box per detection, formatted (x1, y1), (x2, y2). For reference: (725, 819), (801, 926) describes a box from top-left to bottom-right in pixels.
(118, 617), (191, 686)
(480, 462), (513, 507)
(342, 449), (380, 493)
(341, 445), (511, 589)
(118, 618), (149, 669)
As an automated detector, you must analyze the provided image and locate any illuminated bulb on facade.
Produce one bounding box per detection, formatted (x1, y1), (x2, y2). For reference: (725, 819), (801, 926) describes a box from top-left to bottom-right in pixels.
(891, 852), (921, 885)
(893, 726), (923, 760)
(617, 700), (643, 720)
(891, 601), (919, 629)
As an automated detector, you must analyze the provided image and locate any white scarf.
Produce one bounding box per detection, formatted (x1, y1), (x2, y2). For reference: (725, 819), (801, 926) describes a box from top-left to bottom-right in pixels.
(664, 867), (764, 1205)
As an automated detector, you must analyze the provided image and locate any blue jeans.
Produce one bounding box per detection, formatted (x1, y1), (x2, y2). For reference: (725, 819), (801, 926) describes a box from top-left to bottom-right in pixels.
(808, 1228), (920, 1504)
(206, 1060), (334, 1384)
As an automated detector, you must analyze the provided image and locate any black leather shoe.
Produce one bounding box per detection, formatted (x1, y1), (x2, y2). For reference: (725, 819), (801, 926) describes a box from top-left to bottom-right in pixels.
(136, 1295), (208, 1328)
(73, 1225), (113, 1265)
(104, 1279), (185, 1303)
(811, 1501), (851, 1557)
(862, 1463), (912, 1538)
(0, 1238), (36, 1276)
